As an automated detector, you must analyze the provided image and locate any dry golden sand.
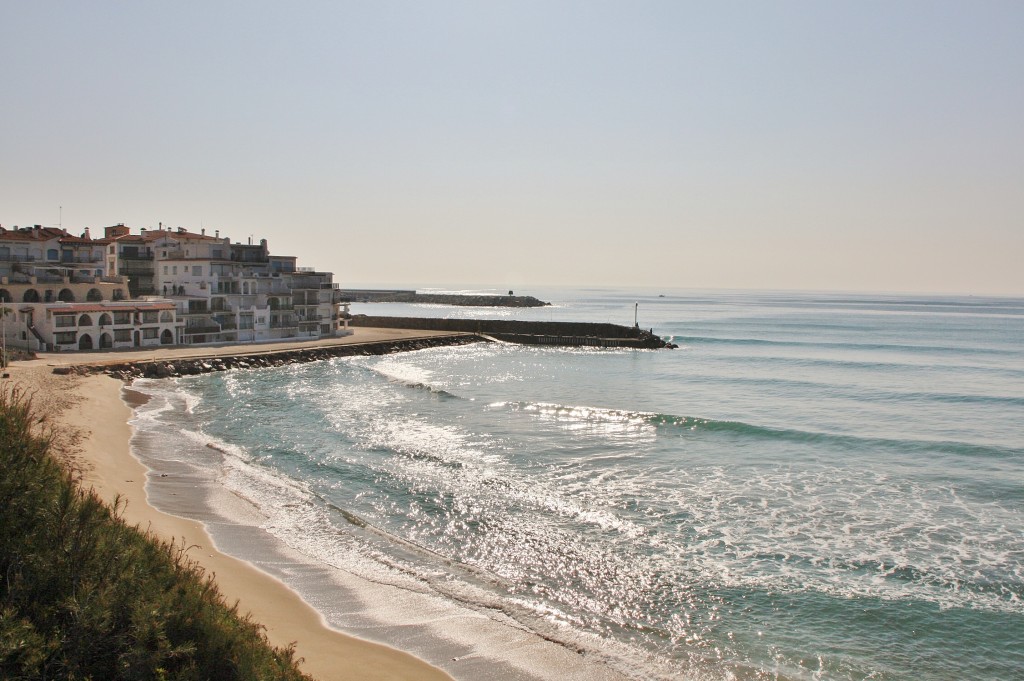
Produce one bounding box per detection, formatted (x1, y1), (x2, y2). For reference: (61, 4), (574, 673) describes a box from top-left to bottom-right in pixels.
(5, 329), (456, 681)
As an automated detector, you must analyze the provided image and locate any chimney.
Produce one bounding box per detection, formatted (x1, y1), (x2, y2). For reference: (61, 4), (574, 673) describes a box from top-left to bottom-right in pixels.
(201, 228), (205, 236)
(159, 222), (162, 231)
(83, 227), (91, 240)
(215, 230), (220, 238)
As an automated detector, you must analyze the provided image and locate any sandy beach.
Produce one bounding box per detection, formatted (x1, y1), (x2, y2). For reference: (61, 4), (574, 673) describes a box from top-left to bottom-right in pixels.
(5, 328), (456, 681)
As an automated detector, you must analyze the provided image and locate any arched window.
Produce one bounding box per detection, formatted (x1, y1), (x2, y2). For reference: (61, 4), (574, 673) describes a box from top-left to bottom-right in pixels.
(160, 329), (174, 345)
(58, 288), (75, 302)
(160, 311), (173, 323)
(98, 313), (112, 326)
(23, 289), (40, 303)
(99, 333), (113, 349)
(86, 288), (103, 302)
(78, 314), (93, 327)
(0, 289), (11, 303)
(78, 334), (93, 350)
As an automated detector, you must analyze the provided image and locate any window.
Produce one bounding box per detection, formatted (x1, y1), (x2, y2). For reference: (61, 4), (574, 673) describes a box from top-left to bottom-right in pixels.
(114, 329), (132, 342)
(141, 311), (158, 324)
(160, 311), (173, 323)
(47, 249), (58, 261)
(163, 266), (168, 275)
(113, 312), (132, 325)
(192, 265), (202, 276)
(54, 315), (76, 328)
(142, 327), (159, 340)
(172, 266), (177, 275)
(55, 332), (76, 345)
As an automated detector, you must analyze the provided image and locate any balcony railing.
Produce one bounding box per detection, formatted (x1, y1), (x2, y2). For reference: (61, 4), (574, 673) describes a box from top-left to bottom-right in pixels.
(62, 256), (104, 264)
(119, 260), (154, 274)
(183, 324), (221, 334)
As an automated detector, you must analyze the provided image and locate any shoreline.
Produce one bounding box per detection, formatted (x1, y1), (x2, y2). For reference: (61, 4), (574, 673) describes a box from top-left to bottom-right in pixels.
(6, 330), (458, 681)
(10, 328), (634, 681)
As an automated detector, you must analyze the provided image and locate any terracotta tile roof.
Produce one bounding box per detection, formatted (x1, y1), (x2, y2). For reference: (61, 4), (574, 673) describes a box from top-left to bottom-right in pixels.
(0, 227), (66, 241)
(139, 228), (224, 242)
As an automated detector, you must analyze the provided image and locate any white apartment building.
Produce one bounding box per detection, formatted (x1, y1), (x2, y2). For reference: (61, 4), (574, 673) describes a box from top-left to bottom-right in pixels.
(0, 225), (177, 352)
(0, 222), (349, 354)
(107, 224), (350, 345)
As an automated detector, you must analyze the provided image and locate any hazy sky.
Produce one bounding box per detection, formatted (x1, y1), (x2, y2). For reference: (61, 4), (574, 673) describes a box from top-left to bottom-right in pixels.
(2, 2), (1022, 294)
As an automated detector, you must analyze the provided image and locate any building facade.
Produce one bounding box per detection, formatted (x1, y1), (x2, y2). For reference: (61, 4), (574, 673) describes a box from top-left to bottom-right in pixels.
(0, 222), (348, 353)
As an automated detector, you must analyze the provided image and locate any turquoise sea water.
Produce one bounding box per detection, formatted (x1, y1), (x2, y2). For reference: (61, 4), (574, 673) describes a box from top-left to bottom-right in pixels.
(130, 289), (1023, 680)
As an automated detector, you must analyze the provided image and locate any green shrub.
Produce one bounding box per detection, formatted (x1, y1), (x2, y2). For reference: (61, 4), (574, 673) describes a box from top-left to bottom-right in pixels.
(0, 385), (313, 680)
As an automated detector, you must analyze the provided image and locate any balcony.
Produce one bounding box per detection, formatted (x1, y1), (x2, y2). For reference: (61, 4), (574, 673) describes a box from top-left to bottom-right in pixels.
(183, 324), (221, 335)
(119, 260), (155, 274)
(62, 256), (105, 264)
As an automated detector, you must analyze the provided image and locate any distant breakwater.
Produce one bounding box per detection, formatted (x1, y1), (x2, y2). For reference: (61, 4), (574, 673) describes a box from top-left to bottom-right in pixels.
(349, 316), (673, 349)
(339, 290), (550, 307)
(55, 335), (482, 381)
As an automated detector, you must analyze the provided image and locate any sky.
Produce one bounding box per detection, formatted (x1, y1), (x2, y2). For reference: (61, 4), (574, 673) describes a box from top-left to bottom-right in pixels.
(2, 1), (1022, 295)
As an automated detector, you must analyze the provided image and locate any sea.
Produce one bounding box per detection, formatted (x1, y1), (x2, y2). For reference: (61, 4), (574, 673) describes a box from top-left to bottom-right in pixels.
(127, 288), (1024, 681)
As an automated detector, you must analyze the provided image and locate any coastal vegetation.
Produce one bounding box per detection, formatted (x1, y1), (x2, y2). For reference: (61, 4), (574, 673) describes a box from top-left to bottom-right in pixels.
(0, 386), (312, 681)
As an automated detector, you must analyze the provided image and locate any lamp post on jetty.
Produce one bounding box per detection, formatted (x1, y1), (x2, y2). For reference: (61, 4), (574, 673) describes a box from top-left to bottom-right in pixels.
(634, 302), (639, 328)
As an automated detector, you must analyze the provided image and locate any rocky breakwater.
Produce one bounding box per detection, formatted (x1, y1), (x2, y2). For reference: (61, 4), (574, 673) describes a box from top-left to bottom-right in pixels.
(53, 335), (481, 381)
(349, 316), (676, 349)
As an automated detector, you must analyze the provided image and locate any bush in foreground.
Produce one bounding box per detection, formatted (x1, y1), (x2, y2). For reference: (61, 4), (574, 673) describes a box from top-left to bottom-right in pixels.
(0, 386), (313, 680)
